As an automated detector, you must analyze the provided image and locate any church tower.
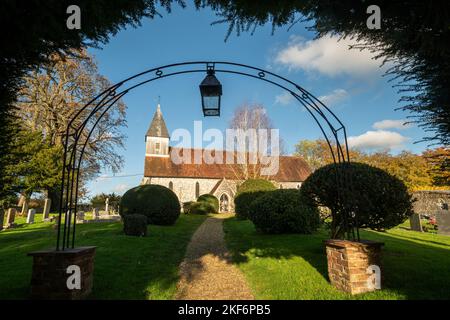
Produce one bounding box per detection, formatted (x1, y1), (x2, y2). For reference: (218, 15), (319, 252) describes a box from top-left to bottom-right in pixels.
(145, 103), (170, 157)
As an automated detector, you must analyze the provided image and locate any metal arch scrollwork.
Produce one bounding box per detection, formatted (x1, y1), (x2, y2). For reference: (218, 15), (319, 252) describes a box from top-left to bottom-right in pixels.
(56, 61), (356, 251)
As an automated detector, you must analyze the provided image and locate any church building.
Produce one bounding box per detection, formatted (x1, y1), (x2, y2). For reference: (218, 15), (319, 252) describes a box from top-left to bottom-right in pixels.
(141, 104), (312, 212)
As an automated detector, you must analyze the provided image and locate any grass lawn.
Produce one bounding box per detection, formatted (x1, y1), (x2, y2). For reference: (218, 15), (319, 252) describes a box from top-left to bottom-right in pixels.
(224, 217), (450, 300)
(0, 213), (206, 300)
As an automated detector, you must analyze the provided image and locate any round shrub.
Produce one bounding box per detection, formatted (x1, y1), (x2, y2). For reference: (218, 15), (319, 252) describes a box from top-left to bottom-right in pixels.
(123, 214), (147, 237)
(249, 189), (320, 234)
(234, 179), (276, 220)
(189, 201), (216, 215)
(119, 184), (180, 225)
(197, 194), (219, 213)
(182, 201), (195, 214)
(300, 162), (414, 235)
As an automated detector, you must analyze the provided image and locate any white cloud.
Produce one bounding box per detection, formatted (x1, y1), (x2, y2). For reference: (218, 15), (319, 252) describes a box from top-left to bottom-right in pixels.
(96, 174), (109, 182)
(372, 119), (412, 130)
(275, 91), (294, 105)
(348, 130), (409, 151)
(275, 35), (382, 77)
(318, 89), (349, 106)
(113, 184), (129, 194)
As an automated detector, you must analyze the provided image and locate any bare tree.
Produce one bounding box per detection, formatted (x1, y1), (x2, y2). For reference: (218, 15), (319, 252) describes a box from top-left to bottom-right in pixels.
(228, 102), (285, 181)
(15, 50), (127, 207)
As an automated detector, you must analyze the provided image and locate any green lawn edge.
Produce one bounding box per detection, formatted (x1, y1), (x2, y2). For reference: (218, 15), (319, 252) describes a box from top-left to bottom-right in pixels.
(0, 214), (206, 300)
(223, 217), (450, 300)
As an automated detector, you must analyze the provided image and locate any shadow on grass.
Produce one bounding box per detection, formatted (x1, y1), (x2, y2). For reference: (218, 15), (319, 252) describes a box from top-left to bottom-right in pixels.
(223, 217), (450, 300)
(0, 215), (207, 300)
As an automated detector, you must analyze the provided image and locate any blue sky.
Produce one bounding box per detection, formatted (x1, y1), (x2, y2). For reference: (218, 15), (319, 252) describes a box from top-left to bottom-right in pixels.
(87, 4), (429, 197)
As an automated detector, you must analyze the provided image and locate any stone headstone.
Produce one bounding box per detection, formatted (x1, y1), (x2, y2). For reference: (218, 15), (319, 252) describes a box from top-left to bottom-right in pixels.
(42, 198), (51, 220)
(21, 200), (28, 217)
(105, 198), (110, 215)
(51, 216), (60, 230)
(409, 213), (423, 232)
(5, 208), (16, 228)
(76, 211), (85, 221)
(27, 209), (36, 224)
(436, 209), (450, 236)
(93, 208), (99, 220)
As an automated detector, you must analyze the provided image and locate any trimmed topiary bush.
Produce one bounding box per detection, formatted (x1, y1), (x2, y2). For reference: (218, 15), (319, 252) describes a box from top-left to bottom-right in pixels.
(189, 201), (216, 215)
(249, 189), (321, 234)
(197, 194), (219, 213)
(119, 184), (180, 225)
(234, 179), (276, 219)
(123, 214), (147, 237)
(182, 201), (195, 214)
(300, 162), (414, 237)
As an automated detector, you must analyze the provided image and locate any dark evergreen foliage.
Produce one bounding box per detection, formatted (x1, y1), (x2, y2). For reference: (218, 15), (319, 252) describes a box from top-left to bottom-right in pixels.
(249, 189), (321, 234)
(234, 179), (276, 219)
(119, 184), (180, 225)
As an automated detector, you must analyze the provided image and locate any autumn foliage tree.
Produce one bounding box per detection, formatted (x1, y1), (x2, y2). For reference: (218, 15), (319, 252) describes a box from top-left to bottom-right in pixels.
(0, 0), (182, 208)
(294, 139), (448, 190)
(423, 147), (450, 187)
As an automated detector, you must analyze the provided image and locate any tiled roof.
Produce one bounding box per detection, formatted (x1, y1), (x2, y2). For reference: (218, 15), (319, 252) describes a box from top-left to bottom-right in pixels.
(144, 148), (311, 182)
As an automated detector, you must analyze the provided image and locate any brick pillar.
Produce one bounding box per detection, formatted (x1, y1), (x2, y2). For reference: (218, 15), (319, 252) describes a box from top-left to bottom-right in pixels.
(325, 239), (384, 295)
(28, 246), (96, 299)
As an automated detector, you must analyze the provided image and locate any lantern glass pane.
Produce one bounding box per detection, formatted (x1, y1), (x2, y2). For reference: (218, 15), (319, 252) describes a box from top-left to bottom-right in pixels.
(202, 96), (219, 110)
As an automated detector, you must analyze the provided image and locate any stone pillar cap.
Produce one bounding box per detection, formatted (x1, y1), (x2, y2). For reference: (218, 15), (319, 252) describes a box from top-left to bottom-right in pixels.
(324, 239), (384, 248)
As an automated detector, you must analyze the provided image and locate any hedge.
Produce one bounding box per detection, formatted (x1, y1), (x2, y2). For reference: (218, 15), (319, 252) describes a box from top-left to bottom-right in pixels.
(249, 189), (321, 234)
(119, 184), (180, 225)
(197, 194), (219, 213)
(234, 179), (276, 219)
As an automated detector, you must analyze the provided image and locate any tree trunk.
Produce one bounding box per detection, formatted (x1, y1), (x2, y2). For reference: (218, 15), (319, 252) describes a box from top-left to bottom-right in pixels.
(46, 187), (61, 212)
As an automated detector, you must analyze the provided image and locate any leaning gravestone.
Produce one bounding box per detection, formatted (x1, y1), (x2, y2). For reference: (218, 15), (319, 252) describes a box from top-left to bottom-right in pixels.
(27, 209), (36, 224)
(409, 213), (423, 232)
(21, 200), (28, 217)
(93, 208), (100, 220)
(42, 198), (51, 221)
(5, 208), (16, 228)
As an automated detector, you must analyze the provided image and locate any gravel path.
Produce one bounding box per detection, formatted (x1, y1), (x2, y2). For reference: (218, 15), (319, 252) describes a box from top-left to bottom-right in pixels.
(175, 214), (254, 300)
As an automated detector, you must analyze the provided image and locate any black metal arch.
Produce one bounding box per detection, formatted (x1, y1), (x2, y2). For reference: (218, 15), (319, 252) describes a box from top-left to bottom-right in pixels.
(57, 61), (356, 251)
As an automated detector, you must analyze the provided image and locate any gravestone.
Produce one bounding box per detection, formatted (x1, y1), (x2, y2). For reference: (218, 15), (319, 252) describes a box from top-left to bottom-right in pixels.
(93, 208), (99, 220)
(43, 198), (51, 221)
(5, 208), (16, 228)
(436, 209), (450, 236)
(409, 213), (423, 232)
(27, 209), (36, 224)
(21, 200), (28, 217)
(77, 211), (85, 221)
(105, 198), (109, 215)
(51, 216), (60, 230)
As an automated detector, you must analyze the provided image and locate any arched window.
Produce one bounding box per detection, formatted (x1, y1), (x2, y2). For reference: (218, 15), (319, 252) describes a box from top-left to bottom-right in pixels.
(280, 184), (283, 189)
(195, 182), (200, 198)
(169, 181), (173, 190)
(297, 184), (301, 189)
